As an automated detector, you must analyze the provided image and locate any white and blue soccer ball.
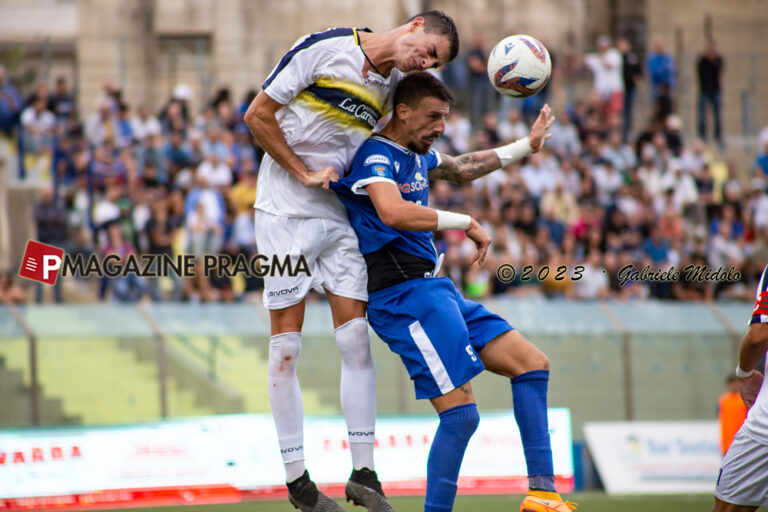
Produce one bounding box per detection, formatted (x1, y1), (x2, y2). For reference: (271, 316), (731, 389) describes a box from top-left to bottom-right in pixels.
(487, 34), (552, 98)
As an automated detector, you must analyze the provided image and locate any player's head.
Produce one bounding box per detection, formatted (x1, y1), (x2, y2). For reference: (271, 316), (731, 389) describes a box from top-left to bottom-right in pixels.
(394, 11), (459, 72)
(391, 72), (454, 154)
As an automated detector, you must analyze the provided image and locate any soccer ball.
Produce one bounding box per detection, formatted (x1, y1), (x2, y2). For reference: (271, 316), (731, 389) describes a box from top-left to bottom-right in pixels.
(487, 34), (551, 98)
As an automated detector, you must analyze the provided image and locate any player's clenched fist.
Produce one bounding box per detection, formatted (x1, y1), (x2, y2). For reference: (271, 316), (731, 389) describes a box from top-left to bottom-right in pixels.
(303, 166), (339, 189)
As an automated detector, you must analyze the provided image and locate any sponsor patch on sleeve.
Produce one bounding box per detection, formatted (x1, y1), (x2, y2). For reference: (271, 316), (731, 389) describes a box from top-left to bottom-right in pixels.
(363, 154), (391, 167)
(373, 166), (387, 176)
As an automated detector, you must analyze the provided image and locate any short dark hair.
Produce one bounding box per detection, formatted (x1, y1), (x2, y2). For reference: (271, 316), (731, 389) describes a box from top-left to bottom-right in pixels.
(409, 10), (459, 63)
(393, 72), (454, 110)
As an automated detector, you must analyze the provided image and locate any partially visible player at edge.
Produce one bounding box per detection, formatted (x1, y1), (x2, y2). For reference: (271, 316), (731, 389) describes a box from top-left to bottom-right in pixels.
(243, 11), (459, 512)
(713, 264), (768, 512)
(331, 72), (576, 512)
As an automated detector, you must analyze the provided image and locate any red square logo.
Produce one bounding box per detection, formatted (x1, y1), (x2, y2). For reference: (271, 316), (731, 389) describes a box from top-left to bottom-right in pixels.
(18, 240), (65, 285)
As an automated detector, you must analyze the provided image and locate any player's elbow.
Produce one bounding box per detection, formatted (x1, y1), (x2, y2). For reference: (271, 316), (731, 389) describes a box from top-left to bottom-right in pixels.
(743, 324), (768, 349)
(244, 102), (271, 141)
(377, 205), (401, 228)
(243, 104), (262, 133)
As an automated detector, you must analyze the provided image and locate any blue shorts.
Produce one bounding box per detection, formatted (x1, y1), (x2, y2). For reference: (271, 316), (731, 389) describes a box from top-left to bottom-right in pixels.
(367, 277), (513, 399)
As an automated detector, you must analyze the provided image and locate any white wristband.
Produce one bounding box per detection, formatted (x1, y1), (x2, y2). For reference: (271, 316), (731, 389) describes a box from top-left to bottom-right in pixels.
(435, 210), (471, 231)
(736, 365), (754, 378)
(493, 136), (532, 167)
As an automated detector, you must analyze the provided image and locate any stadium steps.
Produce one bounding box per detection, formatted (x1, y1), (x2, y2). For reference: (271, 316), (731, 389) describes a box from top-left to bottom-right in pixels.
(0, 354), (81, 427)
(119, 336), (245, 415)
(159, 335), (333, 414)
(0, 337), (214, 425)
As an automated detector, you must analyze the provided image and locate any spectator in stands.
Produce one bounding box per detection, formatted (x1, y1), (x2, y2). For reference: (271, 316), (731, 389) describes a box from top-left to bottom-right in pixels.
(584, 35), (624, 121)
(85, 97), (118, 148)
(697, 39), (724, 150)
(103, 221), (150, 302)
(50, 76), (75, 125)
(0, 271), (26, 304)
(34, 185), (68, 302)
(20, 96), (56, 181)
(573, 250), (610, 300)
(646, 36), (676, 101)
(467, 33), (491, 125)
(618, 37), (642, 142)
(755, 132), (768, 178)
(718, 375), (748, 455)
(0, 66), (22, 143)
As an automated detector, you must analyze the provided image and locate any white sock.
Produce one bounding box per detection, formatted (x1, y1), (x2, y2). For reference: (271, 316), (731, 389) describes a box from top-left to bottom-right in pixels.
(335, 317), (376, 471)
(268, 332), (306, 482)
(285, 461), (306, 483)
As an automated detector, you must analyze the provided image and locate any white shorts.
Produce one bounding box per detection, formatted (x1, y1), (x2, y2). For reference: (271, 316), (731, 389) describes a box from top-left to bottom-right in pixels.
(254, 209), (368, 309)
(714, 428), (768, 507)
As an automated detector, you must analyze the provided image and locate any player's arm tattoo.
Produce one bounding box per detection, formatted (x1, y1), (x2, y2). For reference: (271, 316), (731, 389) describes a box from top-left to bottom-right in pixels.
(429, 150), (503, 184)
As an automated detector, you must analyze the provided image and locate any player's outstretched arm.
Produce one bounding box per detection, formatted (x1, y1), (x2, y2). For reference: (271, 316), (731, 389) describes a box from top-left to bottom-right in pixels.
(366, 182), (490, 265)
(244, 91), (338, 189)
(429, 104), (555, 184)
(737, 323), (768, 407)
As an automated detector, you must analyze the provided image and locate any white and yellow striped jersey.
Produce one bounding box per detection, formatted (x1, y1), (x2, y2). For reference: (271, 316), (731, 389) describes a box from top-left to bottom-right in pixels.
(256, 27), (402, 221)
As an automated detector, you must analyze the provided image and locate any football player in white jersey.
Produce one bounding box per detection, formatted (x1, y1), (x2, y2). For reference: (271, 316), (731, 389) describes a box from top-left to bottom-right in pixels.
(244, 11), (458, 512)
(713, 264), (768, 511)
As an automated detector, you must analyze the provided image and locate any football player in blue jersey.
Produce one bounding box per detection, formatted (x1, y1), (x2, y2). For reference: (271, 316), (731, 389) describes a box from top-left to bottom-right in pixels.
(244, 12), (459, 512)
(332, 72), (577, 512)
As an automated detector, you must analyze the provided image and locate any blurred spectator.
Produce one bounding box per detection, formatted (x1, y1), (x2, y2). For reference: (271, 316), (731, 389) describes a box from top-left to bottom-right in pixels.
(467, 33), (491, 125)
(103, 221), (151, 302)
(521, 152), (556, 201)
(697, 39), (724, 149)
(196, 150), (233, 188)
(584, 35), (624, 120)
(618, 37), (642, 142)
(654, 83), (674, 124)
(50, 76), (75, 123)
(85, 97), (119, 147)
(755, 131), (768, 178)
(116, 103), (134, 148)
(718, 375), (748, 455)
(131, 104), (162, 143)
(34, 186), (68, 302)
(0, 66), (22, 142)
(547, 108), (581, 159)
(185, 177), (225, 257)
(20, 96), (56, 181)
(602, 129), (637, 174)
(573, 250), (609, 300)
(0, 271), (26, 304)
(444, 108), (472, 153)
(498, 108), (528, 143)
(646, 36), (676, 101)
(708, 221), (743, 270)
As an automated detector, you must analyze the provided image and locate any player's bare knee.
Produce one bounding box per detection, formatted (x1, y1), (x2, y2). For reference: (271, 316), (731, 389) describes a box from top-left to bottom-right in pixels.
(536, 351), (550, 371)
(519, 345), (549, 372)
(335, 317), (374, 370)
(268, 332), (302, 377)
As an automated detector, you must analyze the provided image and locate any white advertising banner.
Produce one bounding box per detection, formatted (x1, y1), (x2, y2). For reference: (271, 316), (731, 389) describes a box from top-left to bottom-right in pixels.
(0, 410), (573, 508)
(584, 421), (721, 494)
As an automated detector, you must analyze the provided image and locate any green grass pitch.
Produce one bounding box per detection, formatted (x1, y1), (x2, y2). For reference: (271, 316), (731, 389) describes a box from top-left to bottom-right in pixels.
(84, 493), (718, 512)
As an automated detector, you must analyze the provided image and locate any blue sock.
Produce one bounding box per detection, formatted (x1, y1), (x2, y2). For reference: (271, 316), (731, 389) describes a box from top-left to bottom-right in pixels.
(511, 370), (556, 492)
(424, 403), (480, 512)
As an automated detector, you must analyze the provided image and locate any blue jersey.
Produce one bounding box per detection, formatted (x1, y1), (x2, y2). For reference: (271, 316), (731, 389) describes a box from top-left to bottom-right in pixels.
(332, 135), (441, 263)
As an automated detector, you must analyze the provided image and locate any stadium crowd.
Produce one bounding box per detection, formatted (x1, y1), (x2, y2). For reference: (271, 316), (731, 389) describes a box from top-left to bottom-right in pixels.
(2, 34), (767, 304)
